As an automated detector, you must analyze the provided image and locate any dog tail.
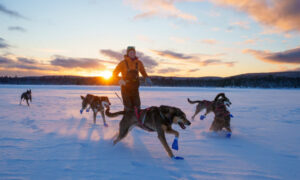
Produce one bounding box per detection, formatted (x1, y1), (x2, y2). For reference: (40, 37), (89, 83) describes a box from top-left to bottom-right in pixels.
(187, 98), (202, 104)
(105, 107), (125, 117)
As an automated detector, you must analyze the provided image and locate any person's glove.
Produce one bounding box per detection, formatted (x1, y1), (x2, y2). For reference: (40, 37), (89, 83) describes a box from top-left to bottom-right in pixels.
(118, 79), (126, 86)
(145, 77), (152, 86)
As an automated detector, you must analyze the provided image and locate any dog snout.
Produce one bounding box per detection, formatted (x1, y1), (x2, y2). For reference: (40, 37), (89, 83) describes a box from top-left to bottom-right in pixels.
(185, 120), (191, 126)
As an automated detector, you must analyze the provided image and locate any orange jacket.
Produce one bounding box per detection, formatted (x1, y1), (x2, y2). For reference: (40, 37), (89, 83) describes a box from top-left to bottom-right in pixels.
(113, 55), (148, 79)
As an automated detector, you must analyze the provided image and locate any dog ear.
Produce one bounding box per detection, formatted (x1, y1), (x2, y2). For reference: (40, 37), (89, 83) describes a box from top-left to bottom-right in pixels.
(80, 96), (85, 100)
(214, 93), (225, 101)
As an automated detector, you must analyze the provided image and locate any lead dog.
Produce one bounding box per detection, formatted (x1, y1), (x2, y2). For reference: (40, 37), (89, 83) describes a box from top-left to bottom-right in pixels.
(188, 93), (232, 133)
(105, 105), (191, 159)
(80, 94), (111, 126)
(20, 89), (32, 106)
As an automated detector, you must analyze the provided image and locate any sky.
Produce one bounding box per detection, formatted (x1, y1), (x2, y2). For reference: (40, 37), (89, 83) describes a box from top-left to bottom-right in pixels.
(0, 0), (300, 78)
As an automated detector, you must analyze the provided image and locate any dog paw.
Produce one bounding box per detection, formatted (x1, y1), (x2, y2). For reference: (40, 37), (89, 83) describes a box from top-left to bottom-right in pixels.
(86, 109), (90, 112)
(104, 123), (108, 127)
(172, 156), (184, 160)
(80, 109), (83, 114)
(230, 114), (234, 118)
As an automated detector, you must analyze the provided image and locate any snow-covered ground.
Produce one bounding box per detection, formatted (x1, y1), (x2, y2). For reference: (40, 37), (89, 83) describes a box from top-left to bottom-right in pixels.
(0, 85), (299, 180)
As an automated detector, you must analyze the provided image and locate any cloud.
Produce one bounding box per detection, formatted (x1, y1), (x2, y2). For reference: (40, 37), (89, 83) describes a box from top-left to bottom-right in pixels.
(200, 59), (235, 67)
(153, 49), (235, 67)
(244, 38), (257, 44)
(125, 0), (300, 32)
(17, 57), (37, 64)
(50, 56), (106, 69)
(157, 67), (181, 74)
(124, 0), (197, 22)
(0, 38), (9, 49)
(0, 55), (53, 71)
(0, 56), (13, 64)
(137, 35), (153, 43)
(100, 49), (158, 72)
(201, 39), (218, 45)
(100, 49), (123, 61)
(227, 21), (250, 31)
(12, 64), (50, 71)
(292, 67), (300, 71)
(0, 4), (26, 19)
(170, 36), (188, 44)
(212, 0), (300, 32)
(244, 47), (300, 64)
(8, 26), (26, 32)
(135, 51), (158, 72)
(0, 54), (110, 75)
(188, 68), (200, 73)
(151, 50), (193, 59)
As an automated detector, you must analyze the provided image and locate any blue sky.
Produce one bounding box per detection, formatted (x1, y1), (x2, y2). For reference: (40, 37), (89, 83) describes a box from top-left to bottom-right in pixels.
(0, 0), (299, 77)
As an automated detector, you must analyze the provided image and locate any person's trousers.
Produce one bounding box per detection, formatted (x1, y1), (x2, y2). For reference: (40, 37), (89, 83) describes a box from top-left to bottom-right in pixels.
(121, 86), (141, 111)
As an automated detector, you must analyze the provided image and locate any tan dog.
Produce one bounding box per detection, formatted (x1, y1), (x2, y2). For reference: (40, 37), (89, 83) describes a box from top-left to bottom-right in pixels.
(188, 93), (232, 134)
(105, 105), (191, 159)
(187, 98), (214, 121)
(80, 94), (111, 126)
(20, 89), (32, 106)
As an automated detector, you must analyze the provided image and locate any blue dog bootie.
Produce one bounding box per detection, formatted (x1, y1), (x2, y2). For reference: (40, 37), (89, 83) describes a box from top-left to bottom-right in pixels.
(172, 156), (184, 160)
(80, 109), (83, 114)
(86, 108), (90, 112)
(104, 122), (108, 127)
(226, 132), (232, 138)
(230, 114), (234, 118)
(172, 137), (179, 150)
(200, 115), (206, 120)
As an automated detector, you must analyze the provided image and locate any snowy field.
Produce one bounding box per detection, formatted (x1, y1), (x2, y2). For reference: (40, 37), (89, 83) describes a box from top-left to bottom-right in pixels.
(0, 85), (299, 180)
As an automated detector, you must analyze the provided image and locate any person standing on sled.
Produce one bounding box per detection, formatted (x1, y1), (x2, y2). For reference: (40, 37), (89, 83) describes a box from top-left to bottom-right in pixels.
(112, 46), (152, 111)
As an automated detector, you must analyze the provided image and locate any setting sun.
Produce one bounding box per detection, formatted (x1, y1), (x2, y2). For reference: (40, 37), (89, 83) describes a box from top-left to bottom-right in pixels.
(99, 71), (112, 79)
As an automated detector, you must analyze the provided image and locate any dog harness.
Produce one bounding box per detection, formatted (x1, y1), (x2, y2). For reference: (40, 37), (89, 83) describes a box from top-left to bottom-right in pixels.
(134, 107), (154, 132)
(203, 100), (212, 106)
(215, 104), (230, 117)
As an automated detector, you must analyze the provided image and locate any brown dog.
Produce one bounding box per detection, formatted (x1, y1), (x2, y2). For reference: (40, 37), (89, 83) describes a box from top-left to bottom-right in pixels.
(188, 93), (232, 133)
(105, 105), (191, 159)
(80, 94), (111, 126)
(20, 89), (32, 106)
(187, 98), (214, 121)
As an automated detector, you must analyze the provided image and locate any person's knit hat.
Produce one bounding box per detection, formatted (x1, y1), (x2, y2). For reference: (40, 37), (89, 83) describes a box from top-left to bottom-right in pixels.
(126, 46), (135, 54)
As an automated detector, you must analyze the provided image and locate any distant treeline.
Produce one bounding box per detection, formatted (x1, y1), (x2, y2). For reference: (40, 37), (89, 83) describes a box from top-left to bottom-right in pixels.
(0, 71), (300, 88)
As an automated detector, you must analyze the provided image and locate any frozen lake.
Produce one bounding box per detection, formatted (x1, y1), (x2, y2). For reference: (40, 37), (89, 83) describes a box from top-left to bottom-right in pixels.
(0, 85), (299, 179)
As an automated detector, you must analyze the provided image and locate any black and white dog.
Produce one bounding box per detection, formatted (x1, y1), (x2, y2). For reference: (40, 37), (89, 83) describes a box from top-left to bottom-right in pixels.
(20, 89), (32, 106)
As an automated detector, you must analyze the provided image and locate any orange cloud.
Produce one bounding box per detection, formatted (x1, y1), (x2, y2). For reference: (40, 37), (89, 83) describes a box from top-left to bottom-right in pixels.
(244, 47), (300, 64)
(124, 0), (197, 21)
(212, 0), (300, 32)
(0, 54), (110, 76)
(201, 39), (218, 45)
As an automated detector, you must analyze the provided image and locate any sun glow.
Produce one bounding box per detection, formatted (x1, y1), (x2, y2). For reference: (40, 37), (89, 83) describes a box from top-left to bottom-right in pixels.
(99, 70), (112, 79)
